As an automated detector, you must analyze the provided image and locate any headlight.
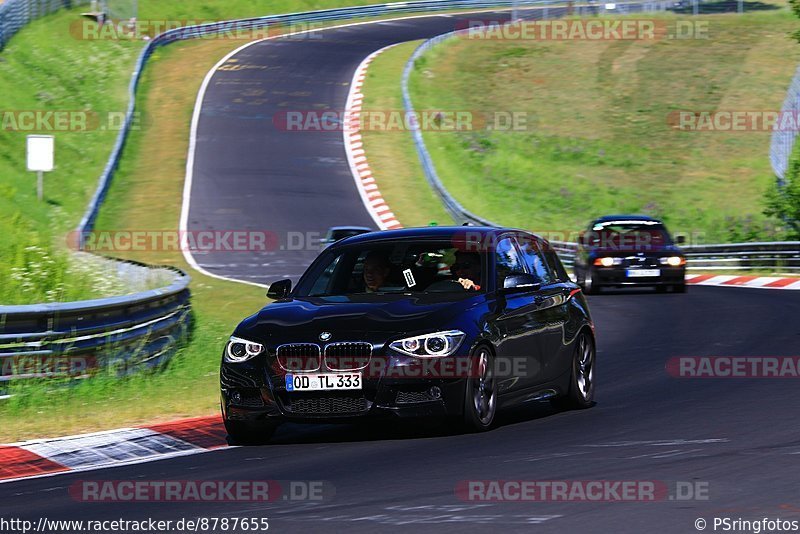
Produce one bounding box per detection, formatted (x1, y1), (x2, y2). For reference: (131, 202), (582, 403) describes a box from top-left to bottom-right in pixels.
(390, 330), (465, 358)
(594, 257), (621, 267)
(225, 336), (265, 363)
(659, 256), (686, 266)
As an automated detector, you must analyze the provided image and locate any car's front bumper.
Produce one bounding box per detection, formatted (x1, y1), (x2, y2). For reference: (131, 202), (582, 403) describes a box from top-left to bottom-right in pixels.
(221, 378), (467, 423)
(592, 266), (685, 287)
(221, 352), (471, 423)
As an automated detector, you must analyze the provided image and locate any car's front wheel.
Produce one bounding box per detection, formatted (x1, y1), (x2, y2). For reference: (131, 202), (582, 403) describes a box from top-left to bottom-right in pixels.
(553, 331), (595, 410)
(578, 267), (599, 295)
(462, 346), (497, 432)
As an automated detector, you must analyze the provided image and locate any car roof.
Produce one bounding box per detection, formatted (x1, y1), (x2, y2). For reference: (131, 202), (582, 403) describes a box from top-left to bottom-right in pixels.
(328, 226), (372, 232)
(329, 225), (533, 248)
(592, 214), (662, 224)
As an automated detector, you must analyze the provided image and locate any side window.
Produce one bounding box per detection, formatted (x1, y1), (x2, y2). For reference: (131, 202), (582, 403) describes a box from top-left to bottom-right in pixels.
(309, 254), (342, 296)
(545, 249), (570, 282)
(516, 235), (554, 284)
(495, 237), (526, 285)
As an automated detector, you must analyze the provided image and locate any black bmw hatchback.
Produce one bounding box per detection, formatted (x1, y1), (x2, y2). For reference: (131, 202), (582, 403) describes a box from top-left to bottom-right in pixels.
(220, 226), (595, 443)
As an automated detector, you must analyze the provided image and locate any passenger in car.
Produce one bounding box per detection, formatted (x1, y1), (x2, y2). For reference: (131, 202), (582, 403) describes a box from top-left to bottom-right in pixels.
(451, 251), (482, 291)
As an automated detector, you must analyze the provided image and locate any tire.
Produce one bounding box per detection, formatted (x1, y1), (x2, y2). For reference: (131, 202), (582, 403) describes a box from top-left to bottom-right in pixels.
(223, 418), (278, 445)
(462, 346), (497, 432)
(578, 267), (600, 295)
(552, 331), (595, 410)
(672, 283), (687, 293)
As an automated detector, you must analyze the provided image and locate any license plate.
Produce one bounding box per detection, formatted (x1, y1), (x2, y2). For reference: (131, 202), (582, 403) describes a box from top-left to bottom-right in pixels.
(626, 269), (660, 278)
(285, 373), (362, 391)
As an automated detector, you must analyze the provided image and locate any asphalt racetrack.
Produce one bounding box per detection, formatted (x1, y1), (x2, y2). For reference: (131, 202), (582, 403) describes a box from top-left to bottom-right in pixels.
(4, 287), (800, 532)
(4, 7), (800, 534)
(184, 7), (567, 284)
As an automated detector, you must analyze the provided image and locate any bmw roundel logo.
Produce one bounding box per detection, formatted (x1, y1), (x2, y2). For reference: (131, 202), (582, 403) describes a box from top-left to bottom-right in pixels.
(319, 332), (332, 342)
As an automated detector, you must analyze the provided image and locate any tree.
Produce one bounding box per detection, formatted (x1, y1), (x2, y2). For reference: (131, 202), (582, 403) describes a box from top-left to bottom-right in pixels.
(764, 154), (800, 239)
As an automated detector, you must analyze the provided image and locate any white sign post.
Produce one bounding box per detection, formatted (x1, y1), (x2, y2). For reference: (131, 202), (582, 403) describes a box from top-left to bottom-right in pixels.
(26, 135), (54, 201)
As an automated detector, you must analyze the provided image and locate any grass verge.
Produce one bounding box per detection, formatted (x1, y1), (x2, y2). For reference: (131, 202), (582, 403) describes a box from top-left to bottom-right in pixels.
(403, 5), (800, 242)
(0, 9), (140, 303)
(0, 0), (462, 305)
(0, 37), (269, 442)
(0, 5), (503, 441)
(360, 42), (454, 228)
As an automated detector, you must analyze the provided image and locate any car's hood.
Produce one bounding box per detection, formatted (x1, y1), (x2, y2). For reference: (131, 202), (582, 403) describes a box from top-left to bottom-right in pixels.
(235, 293), (482, 344)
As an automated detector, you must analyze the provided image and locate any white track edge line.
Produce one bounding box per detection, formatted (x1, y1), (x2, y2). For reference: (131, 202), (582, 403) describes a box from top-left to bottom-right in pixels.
(0, 446), (230, 485)
(343, 44), (402, 231)
(180, 8), (524, 286)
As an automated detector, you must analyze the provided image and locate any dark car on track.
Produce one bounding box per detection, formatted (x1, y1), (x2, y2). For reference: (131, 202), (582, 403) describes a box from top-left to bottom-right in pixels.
(320, 226), (372, 249)
(573, 215), (687, 294)
(220, 226), (595, 443)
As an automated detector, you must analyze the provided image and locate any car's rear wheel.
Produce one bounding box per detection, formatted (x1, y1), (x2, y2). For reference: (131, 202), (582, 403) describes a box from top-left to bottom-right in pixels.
(672, 283), (686, 293)
(462, 346), (497, 432)
(223, 417), (278, 445)
(553, 331), (595, 410)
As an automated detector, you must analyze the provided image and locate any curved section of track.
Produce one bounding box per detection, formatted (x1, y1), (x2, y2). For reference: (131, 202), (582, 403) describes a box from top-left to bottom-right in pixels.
(183, 8), (555, 284)
(3, 287), (800, 532)
(4, 8), (799, 534)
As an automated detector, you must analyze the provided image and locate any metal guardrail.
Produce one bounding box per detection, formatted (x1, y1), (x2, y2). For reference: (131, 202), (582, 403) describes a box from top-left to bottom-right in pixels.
(0, 262), (191, 384)
(3, 0), (795, 388)
(3, 0), (661, 387)
(0, 0), (90, 51)
(76, 0), (609, 236)
(401, 0), (677, 228)
(769, 65), (800, 185)
(400, 5), (800, 273)
(510, 239), (800, 272)
(2, 0), (613, 386)
(682, 242), (800, 271)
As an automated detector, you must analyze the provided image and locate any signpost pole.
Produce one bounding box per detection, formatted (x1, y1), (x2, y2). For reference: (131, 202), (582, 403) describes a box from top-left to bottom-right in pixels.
(27, 135), (55, 202)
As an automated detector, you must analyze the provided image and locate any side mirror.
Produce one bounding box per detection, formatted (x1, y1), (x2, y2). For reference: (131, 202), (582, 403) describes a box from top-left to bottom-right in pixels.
(501, 273), (541, 294)
(267, 279), (292, 300)
(675, 235), (686, 245)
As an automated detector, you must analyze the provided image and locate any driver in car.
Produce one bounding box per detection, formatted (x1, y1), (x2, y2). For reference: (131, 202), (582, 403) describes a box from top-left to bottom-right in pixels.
(451, 251), (482, 291)
(363, 251), (392, 293)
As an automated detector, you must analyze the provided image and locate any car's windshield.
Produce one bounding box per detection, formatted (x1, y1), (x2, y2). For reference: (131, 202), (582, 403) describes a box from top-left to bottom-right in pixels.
(587, 221), (672, 249)
(295, 239), (486, 297)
